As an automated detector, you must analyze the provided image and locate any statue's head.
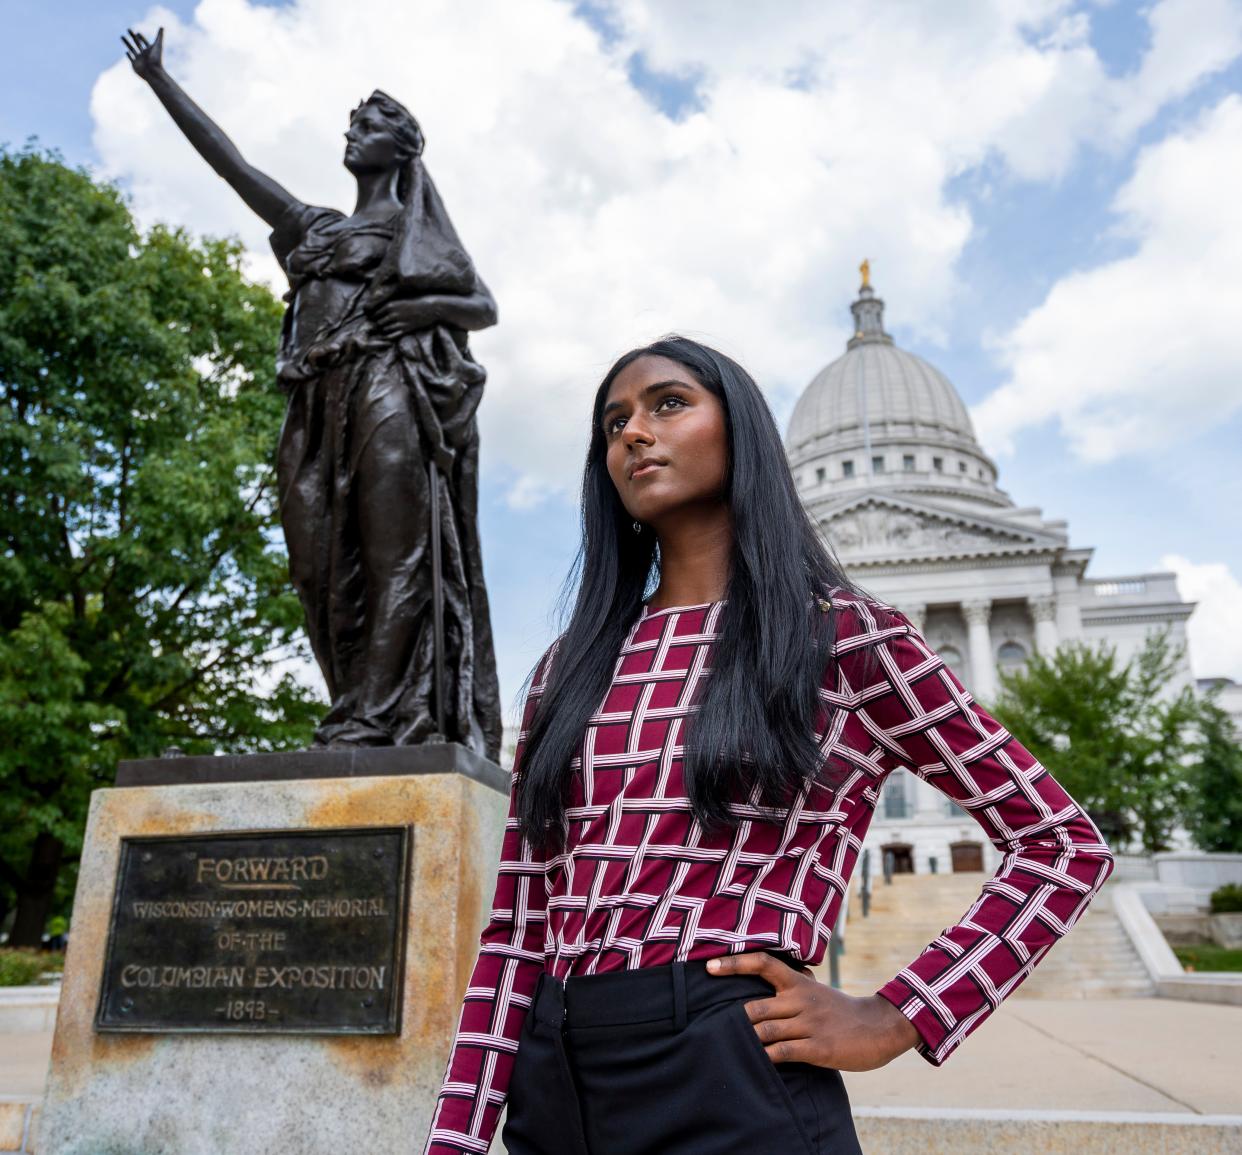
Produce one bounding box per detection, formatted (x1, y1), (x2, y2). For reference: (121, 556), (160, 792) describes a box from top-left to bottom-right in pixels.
(344, 91), (425, 189)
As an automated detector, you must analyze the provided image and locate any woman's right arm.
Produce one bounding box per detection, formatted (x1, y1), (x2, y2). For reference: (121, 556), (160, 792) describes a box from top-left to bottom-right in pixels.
(421, 643), (559, 1155)
(122, 28), (303, 229)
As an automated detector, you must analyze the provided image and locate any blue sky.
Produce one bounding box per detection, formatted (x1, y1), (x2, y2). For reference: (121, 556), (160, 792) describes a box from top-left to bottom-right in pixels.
(5, 0), (1242, 716)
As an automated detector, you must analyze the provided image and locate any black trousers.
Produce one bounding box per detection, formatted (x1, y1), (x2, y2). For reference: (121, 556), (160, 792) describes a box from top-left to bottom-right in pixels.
(502, 958), (864, 1155)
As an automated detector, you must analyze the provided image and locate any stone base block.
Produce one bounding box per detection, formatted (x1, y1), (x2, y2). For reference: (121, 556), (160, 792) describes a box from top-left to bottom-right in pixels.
(853, 1107), (1242, 1154)
(38, 750), (505, 1155)
(0, 1099), (38, 1154)
(0, 993), (58, 1035)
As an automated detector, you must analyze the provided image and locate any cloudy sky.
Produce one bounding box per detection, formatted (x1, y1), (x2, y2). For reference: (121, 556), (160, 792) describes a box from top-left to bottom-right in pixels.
(5, 0), (1242, 719)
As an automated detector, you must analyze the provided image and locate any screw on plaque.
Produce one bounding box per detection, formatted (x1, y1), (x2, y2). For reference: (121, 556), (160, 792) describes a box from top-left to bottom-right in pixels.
(142, 852), (153, 863)
(121, 997), (134, 1012)
(373, 848), (384, 858)
(362, 997), (374, 1008)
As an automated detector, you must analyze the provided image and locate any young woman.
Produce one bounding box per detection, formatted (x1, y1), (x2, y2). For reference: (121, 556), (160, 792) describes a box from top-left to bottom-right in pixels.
(422, 337), (1116, 1155)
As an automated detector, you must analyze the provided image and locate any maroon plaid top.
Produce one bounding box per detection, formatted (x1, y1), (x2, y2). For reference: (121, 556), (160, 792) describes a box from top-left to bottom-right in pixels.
(422, 588), (1115, 1154)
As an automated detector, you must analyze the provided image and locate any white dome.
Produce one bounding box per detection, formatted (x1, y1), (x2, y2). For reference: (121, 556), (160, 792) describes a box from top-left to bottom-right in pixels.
(785, 279), (1010, 512)
(786, 341), (976, 456)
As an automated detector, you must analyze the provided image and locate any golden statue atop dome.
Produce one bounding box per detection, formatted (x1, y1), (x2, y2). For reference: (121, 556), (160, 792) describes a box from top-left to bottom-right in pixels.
(859, 258), (871, 289)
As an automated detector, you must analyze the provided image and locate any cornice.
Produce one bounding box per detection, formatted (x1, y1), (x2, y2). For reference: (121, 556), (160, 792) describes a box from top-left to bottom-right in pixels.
(845, 551), (1061, 576)
(1081, 605), (1196, 626)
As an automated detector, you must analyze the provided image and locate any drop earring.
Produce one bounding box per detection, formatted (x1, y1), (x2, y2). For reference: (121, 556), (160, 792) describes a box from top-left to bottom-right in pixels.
(632, 520), (643, 535)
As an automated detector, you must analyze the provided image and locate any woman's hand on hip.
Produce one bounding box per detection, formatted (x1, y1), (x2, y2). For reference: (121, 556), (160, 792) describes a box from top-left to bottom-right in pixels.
(707, 952), (921, 1072)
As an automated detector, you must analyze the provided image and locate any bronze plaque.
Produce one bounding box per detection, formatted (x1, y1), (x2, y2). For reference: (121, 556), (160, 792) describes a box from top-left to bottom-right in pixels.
(95, 826), (411, 1034)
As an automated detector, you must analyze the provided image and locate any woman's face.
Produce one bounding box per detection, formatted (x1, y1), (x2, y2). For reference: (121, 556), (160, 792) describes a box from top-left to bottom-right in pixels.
(344, 104), (402, 174)
(602, 354), (729, 532)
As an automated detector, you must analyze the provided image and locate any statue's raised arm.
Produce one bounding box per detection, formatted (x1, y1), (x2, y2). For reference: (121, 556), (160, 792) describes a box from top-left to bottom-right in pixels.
(122, 28), (303, 228)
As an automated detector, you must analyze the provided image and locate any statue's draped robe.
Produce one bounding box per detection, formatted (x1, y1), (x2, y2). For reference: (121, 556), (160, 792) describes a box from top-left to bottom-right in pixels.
(269, 195), (501, 760)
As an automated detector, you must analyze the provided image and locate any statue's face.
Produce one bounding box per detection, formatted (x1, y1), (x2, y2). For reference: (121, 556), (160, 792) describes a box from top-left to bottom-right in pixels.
(601, 354), (730, 533)
(344, 104), (403, 175)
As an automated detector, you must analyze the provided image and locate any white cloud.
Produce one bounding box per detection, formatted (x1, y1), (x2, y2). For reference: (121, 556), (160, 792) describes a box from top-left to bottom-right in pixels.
(974, 92), (1242, 462)
(92, 0), (1242, 505)
(1161, 553), (1242, 680)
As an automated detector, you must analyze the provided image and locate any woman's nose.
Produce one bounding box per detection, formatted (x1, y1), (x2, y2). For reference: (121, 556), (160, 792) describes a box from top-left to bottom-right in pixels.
(622, 418), (653, 446)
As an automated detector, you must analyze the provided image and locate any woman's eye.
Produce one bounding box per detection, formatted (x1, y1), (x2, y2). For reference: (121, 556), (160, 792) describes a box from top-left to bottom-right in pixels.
(657, 396), (686, 411)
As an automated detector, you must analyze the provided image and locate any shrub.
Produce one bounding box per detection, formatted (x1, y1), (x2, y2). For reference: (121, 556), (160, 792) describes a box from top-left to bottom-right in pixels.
(0, 947), (63, 986)
(1209, 883), (1242, 913)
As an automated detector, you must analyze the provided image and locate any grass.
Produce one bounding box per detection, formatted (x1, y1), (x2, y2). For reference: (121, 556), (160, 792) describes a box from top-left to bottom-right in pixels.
(0, 947), (66, 987)
(1173, 943), (1242, 973)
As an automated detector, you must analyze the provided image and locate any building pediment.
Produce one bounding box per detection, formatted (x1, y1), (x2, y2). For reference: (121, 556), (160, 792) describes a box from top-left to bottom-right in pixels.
(817, 495), (1063, 564)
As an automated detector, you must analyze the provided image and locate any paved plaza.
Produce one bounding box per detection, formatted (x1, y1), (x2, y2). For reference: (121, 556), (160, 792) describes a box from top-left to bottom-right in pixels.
(5, 995), (1241, 1114)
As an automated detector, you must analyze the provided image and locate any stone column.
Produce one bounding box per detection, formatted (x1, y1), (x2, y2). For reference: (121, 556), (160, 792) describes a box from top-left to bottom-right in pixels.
(1028, 594), (1059, 655)
(961, 598), (997, 702)
(901, 603), (927, 633)
(913, 773), (944, 818)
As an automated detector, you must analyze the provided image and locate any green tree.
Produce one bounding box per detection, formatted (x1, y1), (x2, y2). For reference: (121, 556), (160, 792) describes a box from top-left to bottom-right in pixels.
(0, 146), (323, 946)
(990, 628), (1201, 854)
(1181, 692), (1242, 853)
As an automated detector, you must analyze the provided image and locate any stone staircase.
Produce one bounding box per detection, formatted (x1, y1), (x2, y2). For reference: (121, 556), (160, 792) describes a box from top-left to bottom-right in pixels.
(832, 871), (1154, 999)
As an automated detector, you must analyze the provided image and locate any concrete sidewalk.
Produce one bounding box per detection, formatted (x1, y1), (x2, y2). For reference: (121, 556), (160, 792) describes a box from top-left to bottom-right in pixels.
(843, 996), (1242, 1115)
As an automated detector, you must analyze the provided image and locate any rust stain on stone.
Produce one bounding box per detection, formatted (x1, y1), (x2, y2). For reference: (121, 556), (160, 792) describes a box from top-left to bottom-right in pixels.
(323, 1033), (405, 1087)
(303, 778), (466, 1075)
(303, 776), (452, 831)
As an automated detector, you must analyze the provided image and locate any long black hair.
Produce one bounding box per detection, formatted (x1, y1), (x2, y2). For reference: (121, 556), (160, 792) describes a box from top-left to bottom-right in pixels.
(515, 335), (874, 852)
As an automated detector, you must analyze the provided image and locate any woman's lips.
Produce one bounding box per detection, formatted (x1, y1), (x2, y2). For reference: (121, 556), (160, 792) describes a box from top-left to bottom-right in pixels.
(631, 463), (665, 479)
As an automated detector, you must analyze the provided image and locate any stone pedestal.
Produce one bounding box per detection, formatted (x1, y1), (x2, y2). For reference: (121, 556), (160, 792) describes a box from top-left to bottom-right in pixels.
(39, 746), (506, 1155)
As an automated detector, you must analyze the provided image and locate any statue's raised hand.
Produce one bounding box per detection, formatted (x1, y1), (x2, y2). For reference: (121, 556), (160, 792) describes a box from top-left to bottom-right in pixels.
(122, 27), (165, 82)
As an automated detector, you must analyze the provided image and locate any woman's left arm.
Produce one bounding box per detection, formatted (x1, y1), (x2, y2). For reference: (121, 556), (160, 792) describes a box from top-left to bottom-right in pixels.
(857, 610), (1117, 1066)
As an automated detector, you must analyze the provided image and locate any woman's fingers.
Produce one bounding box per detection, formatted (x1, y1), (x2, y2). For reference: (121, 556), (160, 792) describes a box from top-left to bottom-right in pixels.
(707, 951), (802, 989)
(762, 1037), (818, 1065)
(740, 992), (799, 1024)
(752, 1013), (810, 1046)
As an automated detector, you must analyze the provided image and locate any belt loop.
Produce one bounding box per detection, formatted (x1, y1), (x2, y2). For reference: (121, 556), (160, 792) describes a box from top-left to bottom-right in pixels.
(672, 961), (687, 1032)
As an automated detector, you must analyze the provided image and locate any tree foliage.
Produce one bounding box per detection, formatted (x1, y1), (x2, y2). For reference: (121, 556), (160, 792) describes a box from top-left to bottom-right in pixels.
(0, 146), (323, 944)
(990, 628), (1204, 854)
(1181, 693), (1242, 853)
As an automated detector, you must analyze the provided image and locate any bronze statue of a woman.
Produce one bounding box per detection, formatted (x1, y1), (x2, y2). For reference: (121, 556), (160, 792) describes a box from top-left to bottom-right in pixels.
(124, 28), (502, 760)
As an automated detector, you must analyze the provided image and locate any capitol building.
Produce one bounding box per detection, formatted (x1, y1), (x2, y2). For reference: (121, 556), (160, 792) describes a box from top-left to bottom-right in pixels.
(785, 271), (1210, 876)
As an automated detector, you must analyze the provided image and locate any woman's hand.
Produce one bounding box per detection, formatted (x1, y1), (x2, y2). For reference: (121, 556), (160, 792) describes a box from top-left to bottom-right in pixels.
(122, 27), (165, 83)
(707, 952), (922, 1072)
(373, 297), (441, 341)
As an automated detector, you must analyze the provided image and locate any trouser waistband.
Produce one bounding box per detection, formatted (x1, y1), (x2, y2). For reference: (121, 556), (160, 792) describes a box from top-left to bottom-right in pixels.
(532, 956), (790, 1033)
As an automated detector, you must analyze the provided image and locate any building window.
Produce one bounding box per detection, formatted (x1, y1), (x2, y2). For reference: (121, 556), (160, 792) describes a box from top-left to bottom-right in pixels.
(815, 466), (826, 483)
(977, 467), (984, 479)
(902, 454), (915, 471)
(842, 460), (854, 478)
(933, 456), (943, 472)
(883, 778), (909, 820)
(939, 644), (965, 677)
(944, 798), (968, 818)
(872, 455), (885, 473)
(958, 461), (968, 473)
(997, 641), (1027, 672)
